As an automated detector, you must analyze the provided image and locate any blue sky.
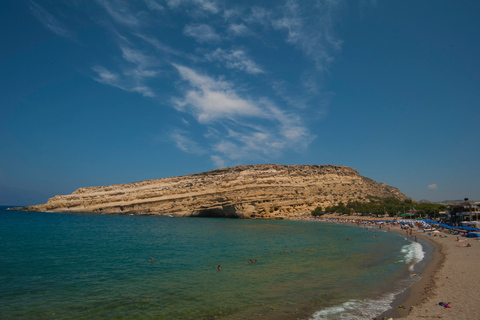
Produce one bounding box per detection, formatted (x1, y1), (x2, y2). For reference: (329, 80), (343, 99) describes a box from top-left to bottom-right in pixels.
(1, 0), (479, 206)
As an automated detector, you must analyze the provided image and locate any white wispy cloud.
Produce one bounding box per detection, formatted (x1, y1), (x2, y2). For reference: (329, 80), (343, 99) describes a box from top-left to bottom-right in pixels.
(221, 1), (342, 76)
(135, 33), (200, 62)
(169, 129), (206, 154)
(29, 1), (74, 40)
(205, 48), (264, 74)
(271, 0), (342, 71)
(92, 66), (119, 84)
(172, 65), (313, 163)
(92, 65), (156, 98)
(428, 184), (438, 190)
(244, 6), (271, 27)
(143, 0), (164, 12)
(184, 24), (221, 43)
(227, 23), (251, 37)
(215, 129), (282, 160)
(211, 155), (226, 168)
(85, 2), (162, 98)
(121, 46), (159, 71)
(167, 0), (219, 14)
(96, 0), (140, 26)
(173, 64), (265, 123)
(272, 1), (302, 44)
(95, 46), (158, 97)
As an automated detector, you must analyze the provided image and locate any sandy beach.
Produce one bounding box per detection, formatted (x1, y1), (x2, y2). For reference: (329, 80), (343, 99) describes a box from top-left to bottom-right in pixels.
(316, 216), (480, 319)
(390, 224), (480, 319)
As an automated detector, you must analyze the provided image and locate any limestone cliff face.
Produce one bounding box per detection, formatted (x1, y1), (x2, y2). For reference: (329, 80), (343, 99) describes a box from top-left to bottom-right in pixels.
(21, 164), (410, 219)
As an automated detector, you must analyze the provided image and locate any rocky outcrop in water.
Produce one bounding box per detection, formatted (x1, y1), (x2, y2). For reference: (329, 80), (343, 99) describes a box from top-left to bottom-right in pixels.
(20, 164), (410, 219)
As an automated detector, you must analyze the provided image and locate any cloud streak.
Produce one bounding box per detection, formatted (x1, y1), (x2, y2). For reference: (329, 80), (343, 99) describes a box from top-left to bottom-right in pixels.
(271, 0), (342, 71)
(96, 0), (140, 26)
(167, 0), (220, 15)
(29, 1), (75, 40)
(184, 24), (221, 43)
(92, 61), (156, 98)
(172, 65), (313, 163)
(169, 129), (206, 154)
(205, 48), (264, 74)
(173, 64), (265, 123)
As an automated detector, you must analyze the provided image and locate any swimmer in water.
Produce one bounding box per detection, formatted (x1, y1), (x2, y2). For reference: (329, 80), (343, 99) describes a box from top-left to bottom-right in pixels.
(149, 257), (154, 262)
(217, 265), (221, 270)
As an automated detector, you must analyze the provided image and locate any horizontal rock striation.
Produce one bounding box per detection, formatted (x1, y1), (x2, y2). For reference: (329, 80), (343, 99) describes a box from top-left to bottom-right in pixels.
(20, 164), (410, 219)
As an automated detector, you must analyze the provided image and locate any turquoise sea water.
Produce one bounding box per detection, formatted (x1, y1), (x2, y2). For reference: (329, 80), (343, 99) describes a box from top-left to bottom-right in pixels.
(0, 206), (427, 319)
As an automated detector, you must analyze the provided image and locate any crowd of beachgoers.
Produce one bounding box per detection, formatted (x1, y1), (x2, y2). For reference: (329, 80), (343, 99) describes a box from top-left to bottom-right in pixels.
(291, 214), (480, 238)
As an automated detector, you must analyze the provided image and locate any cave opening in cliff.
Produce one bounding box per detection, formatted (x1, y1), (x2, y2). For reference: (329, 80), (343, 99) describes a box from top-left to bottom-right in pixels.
(194, 206), (240, 218)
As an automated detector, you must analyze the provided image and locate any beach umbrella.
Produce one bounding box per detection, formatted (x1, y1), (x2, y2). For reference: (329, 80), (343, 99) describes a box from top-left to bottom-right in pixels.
(458, 226), (480, 231)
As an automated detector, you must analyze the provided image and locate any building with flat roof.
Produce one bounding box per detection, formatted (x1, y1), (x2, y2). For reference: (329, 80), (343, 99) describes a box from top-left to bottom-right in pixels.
(453, 199), (480, 221)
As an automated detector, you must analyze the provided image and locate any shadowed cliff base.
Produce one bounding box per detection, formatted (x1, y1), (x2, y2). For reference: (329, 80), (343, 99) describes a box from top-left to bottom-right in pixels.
(192, 205), (241, 218)
(18, 164), (411, 219)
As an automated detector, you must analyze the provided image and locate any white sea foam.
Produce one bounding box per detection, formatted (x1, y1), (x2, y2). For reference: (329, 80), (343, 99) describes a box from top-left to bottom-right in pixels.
(400, 242), (425, 271)
(311, 240), (427, 320)
(310, 293), (396, 320)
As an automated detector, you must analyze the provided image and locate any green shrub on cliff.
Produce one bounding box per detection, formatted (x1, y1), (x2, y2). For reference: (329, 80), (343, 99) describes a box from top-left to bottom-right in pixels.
(311, 207), (325, 216)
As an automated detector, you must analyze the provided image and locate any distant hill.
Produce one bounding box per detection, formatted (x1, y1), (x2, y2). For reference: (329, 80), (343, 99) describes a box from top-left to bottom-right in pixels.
(420, 199), (477, 206)
(419, 199), (432, 204)
(438, 200), (473, 206)
(18, 164), (411, 219)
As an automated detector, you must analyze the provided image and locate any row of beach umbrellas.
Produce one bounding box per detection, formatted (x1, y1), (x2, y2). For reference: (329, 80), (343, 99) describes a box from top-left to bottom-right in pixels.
(423, 219), (480, 232)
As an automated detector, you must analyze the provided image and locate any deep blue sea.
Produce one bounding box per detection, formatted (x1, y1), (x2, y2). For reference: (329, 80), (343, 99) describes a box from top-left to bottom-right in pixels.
(0, 206), (428, 319)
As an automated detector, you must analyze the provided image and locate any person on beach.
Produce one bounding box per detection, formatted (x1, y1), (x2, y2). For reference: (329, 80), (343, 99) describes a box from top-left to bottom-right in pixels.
(457, 243), (471, 247)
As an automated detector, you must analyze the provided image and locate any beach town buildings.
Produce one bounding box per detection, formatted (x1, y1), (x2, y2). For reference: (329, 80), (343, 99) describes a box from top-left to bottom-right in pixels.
(449, 199), (480, 222)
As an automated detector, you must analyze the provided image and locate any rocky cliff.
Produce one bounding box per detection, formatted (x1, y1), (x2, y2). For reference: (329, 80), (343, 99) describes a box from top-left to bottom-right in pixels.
(20, 164), (410, 219)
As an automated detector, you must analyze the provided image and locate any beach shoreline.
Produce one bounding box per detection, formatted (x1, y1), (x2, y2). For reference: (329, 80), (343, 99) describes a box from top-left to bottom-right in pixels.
(312, 215), (480, 320)
(378, 227), (444, 319)
(394, 226), (480, 319)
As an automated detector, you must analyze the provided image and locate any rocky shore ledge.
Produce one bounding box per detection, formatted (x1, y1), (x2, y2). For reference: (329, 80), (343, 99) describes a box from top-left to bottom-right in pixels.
(19, 164), (410, 219)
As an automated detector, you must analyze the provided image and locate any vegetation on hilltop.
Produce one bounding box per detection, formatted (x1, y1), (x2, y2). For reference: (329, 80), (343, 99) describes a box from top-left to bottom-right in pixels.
(312, 196), (448, 218)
